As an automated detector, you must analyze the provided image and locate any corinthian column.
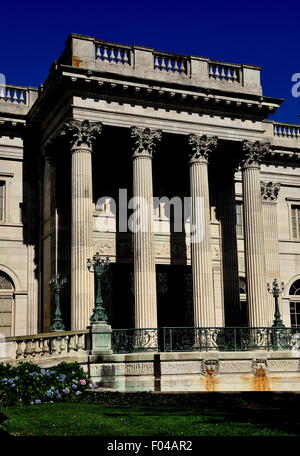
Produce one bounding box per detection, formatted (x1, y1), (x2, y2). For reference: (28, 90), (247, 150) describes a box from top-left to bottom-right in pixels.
(131, 127), (161, 329)
(261, 182), (281, 325)
(241, 141), (270, 327)
(188, 135), (217, 327)
(62, 120), (102, 330)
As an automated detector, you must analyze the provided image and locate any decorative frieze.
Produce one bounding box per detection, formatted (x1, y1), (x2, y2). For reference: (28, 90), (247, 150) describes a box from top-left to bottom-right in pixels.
(261, 182), (281, 202)
(219, 361), (252, 373)
(161, 361), (201, 375)
(268, 360), (300, 372)
(125, 362), (154, 376)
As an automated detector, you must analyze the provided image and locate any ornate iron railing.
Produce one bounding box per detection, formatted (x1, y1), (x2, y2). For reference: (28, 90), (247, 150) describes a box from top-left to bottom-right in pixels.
(112, 327), (300, 353)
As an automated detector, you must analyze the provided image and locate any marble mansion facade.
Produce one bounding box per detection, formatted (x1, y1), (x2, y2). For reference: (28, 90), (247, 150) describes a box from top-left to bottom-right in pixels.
(1, 33), (300, 338)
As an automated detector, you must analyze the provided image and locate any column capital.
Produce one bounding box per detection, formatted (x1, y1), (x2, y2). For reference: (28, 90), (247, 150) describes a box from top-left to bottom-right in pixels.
(241, 140), (271, 169)
(131, 127), (162, 158)
(61, 119), (103, 151)
(188, 134), (218, 164)
(261, 181), (281, 201)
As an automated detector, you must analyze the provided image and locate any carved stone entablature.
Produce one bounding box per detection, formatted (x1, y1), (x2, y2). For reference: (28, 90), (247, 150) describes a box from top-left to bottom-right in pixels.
(261, 182), (281, 201)
(188, 134), (218, 164)
(252, 358), (268, 375)
(60, 119), (103, 150)
(131, 127), (162, 158)
(241, 140), (271, 168)
(200, 359), (220, 376)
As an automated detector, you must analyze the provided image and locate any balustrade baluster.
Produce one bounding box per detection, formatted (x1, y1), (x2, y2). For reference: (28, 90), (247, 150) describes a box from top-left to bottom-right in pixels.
(209, 66), (214, 78)
(116, 49), (122, 63)
(103, 47), (108, 61)
(60, 336), (67, 354)
(221, 67), (226, 79)
(96, 47), (101, 59)
(232, 69), (238, 81)
(167, 58), (172, 71)
(173, 60), (179, 72)
(180, 61), (185, 73)
(16, 340), (24, 359)
(110, 48), (115, 62)
(68, 335), (77, 352)
(42, 338), (50, 356)
(19, 91), (25, 103)
(6, 88), (11, 101)
(24, 340), (33, 358)
(154, 56), (159, 69)
(161, 58), (166, 70)
(123, 51), (129, 64)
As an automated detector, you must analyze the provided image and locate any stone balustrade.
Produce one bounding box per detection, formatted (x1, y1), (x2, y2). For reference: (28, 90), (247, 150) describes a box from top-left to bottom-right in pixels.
(208, 62), (241, 83)
(6, 330), (89, 360)
(95, 41), (131, 65)
(274, 122), (300, 138)
(0, 85), (27, 104)
(58, 34), (262, 95)
(154, 52), (188, 75)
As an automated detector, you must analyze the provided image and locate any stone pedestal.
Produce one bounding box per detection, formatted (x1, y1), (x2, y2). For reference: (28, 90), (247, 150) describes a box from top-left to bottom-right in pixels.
(241, 141), (270, 327)
(131, 127), (161, 329)
(188, 135), (217, 327)
(88, 322), (113, 355)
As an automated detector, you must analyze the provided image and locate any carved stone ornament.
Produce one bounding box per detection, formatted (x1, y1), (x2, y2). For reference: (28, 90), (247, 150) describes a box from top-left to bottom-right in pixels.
(61, 119), (103, 150)
(251, 358), (268, 375)
(260, 182), (281, 201)
(241, 140), (271, 168)
(131, 127), (162, 158)
(188, 134), (218, 164)
(200, 359), (220, 376)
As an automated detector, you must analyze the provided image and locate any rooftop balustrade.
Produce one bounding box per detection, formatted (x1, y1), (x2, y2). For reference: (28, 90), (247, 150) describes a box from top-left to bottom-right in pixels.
(59, 34), (262, 96)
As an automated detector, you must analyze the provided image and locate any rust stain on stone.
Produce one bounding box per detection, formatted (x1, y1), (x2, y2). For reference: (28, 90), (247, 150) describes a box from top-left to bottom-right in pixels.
(252, 367), (270, 391)
(72, 56), (83, 67)
(204, 368), (218, 392)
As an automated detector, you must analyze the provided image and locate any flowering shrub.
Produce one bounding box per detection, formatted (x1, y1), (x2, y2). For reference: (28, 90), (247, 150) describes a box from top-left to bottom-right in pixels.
(0, 361), (96, 406)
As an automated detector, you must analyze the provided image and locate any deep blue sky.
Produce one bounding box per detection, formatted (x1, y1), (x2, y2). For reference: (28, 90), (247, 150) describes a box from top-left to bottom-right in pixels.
(1, 0), (299, 123)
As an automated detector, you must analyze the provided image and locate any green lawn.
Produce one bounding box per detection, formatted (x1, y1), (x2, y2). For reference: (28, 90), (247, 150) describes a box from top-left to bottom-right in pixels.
(1, 402), (299, 436)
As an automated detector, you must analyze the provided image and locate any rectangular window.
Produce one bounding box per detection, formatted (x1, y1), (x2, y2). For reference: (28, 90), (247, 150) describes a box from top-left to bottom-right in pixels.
(236, 202), (243, 237)
(291, 205), (300, 239)
(0, 182), (5, 222)
(290, 302), (300, 327)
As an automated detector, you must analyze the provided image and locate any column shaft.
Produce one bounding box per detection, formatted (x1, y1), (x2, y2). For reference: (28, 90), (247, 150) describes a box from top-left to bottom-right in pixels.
(71, 145), (94, 330)
(242, 165), (268, 326)
(133, 155), (157, 328)
(188, 135), (217, 327)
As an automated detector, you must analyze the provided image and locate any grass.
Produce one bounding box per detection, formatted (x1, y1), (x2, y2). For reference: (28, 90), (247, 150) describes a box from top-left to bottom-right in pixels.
(1, 402), (300, 436)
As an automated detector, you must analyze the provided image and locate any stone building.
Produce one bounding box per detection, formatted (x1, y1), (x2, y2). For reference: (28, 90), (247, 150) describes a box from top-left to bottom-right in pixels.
(1, 33), (300, 338)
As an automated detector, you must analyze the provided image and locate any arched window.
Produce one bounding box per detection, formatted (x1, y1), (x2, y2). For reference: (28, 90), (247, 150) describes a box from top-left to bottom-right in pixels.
(0, 272), (14, 337)
(289, 279), (300, 327)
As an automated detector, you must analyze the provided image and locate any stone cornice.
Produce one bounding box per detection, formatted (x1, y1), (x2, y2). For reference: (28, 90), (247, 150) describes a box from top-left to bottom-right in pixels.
(60, 119), (103, 150)
(131, 127), (162, 158)
(188, 134), (218, 164)
(241, 140), (272, 168)
(261, 182), (281, 201)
